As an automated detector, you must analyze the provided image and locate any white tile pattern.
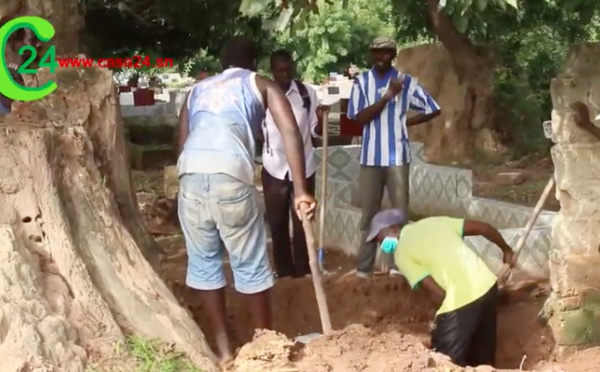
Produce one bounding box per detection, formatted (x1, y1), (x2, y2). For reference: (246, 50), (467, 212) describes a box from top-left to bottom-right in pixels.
(313, 144), (556, 278)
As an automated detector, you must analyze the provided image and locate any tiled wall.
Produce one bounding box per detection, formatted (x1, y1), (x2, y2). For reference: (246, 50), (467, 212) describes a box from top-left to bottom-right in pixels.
(314, 144), (555, 278)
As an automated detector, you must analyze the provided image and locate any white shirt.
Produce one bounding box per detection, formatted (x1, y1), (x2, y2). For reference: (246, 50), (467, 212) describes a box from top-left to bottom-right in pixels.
(262, 80), (319, 180)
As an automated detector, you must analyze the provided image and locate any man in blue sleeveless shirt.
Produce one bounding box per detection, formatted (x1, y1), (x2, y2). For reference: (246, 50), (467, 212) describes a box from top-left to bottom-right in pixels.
(176, 37), (317, 361)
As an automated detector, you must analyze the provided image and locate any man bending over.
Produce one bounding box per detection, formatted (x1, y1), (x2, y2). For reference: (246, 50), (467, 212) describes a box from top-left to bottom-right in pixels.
(366, 209), (516, 367)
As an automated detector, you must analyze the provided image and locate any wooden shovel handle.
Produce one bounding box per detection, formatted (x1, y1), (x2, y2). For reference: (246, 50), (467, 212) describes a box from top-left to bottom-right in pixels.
(299, 205), (332, 334)
(497, 177), (555, 285)
(497, 263), (511, 285)
(318, 106), (329, 248)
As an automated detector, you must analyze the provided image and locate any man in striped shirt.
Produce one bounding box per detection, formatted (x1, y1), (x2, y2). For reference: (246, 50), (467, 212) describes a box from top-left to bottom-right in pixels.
(347, 36), (441, 278)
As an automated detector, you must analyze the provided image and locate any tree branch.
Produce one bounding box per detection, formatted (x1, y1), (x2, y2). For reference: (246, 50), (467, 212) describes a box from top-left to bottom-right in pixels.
(422, 0), (492, 80)
(423, 0), (474, 55)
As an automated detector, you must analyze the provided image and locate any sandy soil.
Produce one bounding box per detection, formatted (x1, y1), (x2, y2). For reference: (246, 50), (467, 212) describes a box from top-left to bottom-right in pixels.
(157, 235), (562, 371)
(134, 160), (600, 372)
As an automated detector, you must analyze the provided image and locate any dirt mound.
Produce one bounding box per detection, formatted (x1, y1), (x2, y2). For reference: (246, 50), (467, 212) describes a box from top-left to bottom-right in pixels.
(139, 184), (600, 372)
(229, 325), (600, 372)
(231, 325), (600, 372)
(232, 330), (295, 372)
(231, 325), (517, 372)
(226, 324), (600, 372)
(155, 236), (555, 370)
(295, 324), (454, 372)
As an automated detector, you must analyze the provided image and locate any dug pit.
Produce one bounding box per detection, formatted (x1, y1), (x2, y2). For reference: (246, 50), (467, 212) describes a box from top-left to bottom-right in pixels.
(157, 236), (555, 371)
(130, 139), (574, 371)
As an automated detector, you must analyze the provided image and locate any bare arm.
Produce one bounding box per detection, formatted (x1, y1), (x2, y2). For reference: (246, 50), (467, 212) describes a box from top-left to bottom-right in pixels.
(406, 82), (441, 127)
(397, 252), (444, 308)
(177, 92), (191, 156)
(406, 110), (441, 127)
(255, 75), (307, 195)
(463, 220), (512, 256)
(347, 77), (393, 126)
(354, 96), (392, 125)
(420, 276), (446, 309)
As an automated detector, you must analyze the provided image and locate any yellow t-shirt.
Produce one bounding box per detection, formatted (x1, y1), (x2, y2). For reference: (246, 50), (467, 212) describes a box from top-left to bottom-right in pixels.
(394, 216), (497, 315)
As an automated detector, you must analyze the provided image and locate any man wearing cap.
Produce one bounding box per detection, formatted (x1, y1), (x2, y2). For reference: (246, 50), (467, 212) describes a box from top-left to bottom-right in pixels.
(347, 36), (442, 278)
(366, 209), (516, 367)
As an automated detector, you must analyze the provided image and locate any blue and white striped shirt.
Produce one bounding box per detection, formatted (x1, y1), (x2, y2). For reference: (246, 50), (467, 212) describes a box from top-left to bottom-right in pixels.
(347, 68), (440, 166)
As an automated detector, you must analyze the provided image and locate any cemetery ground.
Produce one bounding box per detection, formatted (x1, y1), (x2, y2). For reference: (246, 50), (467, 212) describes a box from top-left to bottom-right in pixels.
(128, 142), (597, 371)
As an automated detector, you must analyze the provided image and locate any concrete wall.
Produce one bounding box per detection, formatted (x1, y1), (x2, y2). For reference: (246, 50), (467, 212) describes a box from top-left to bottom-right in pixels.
(547, 43), (600, 353)
(120, 89), (190, 119)
(314, 143), (555, 278)
(123, 112), (178, 128)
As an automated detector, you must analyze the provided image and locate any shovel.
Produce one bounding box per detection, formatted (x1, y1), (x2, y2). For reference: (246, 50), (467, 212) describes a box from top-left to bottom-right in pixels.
(317, 105), (330, 273)
(294, 204), (332, 344)
(314, 96), (342, 274)
(496, 177), (555, 289)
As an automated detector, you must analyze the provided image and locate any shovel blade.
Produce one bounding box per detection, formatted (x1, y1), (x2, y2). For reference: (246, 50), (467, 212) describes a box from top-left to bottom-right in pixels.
(295, 332), (322, 344)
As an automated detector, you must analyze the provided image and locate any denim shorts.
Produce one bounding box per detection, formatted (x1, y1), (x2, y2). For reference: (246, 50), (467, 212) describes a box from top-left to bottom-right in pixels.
(178, 173), (273, 294)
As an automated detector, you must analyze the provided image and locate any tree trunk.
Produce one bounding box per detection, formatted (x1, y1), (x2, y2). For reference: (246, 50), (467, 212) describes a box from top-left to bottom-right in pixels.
(423, 0), (488, 79)
(407, 0), (499, 161)
(0, 66), (218, 372)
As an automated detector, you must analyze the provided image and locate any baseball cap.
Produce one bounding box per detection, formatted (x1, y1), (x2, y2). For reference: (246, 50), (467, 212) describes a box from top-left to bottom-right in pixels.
(366, 209), (408, 242)
(370, 37), (397, 50)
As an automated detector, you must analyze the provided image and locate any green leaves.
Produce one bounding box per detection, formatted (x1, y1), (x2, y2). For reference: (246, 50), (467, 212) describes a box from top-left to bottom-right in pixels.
(85, 0), (270, 62)
(456, 15), (469, 33)
(275, 6), (295, 30)
(262, 0), (394, 82)
(238, 0), (518, 37)
(436, 0), (518, 13)
(460, 0), (473, 15)
(476, 0), (488, 11)
(239, 0), (274, 17)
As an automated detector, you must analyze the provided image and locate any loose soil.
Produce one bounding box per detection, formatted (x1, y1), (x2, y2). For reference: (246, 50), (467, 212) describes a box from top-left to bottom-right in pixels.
(157, 235), (558, 371)
(134, 159), (600, 372)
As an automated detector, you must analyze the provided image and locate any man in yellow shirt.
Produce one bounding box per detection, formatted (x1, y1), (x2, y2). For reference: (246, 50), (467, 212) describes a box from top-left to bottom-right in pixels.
(366, 209), (516, 367)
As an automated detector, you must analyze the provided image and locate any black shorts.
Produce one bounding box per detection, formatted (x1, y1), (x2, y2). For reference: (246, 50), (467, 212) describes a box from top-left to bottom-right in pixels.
(431, 283), (498, 367)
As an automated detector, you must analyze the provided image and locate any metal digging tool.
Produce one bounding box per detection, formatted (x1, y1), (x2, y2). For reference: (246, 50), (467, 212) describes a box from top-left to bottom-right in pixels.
(496, 177), (555, 287)
(294, 205), (332, 344)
